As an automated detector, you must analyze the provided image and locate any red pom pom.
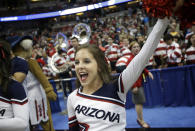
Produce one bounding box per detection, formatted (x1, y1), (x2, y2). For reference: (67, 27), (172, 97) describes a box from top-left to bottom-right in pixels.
(142, 0), (195, 29)
(175, 0), (195, 29)
(142, 0), (177, 18)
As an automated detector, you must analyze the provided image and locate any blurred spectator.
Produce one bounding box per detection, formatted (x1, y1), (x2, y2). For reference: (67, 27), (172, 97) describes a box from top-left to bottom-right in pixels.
(46, 43), (56, 57)
(153, 39), (168, 69)
(104, 37), (120, 72)
(115, 55), (131, 73)
(185, 33), (195, 65)
(67, 36), (79, 77)
(146, 55), (156, 70)
(119, 38), (131, 57)
(164, 34), (182, 67)
(54, 47), (72, 97)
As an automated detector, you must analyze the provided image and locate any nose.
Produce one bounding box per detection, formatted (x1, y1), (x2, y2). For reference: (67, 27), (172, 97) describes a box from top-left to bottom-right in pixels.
(76, 61), (85, 69)
(136, 46), (140, 50)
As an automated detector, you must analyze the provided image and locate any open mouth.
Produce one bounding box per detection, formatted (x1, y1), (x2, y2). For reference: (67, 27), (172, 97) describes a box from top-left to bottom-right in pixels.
(79, 72), (88, 81)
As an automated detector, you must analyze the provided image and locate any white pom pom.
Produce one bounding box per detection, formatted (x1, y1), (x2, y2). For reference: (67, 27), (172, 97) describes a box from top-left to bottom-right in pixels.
(20, 39), (33, 50)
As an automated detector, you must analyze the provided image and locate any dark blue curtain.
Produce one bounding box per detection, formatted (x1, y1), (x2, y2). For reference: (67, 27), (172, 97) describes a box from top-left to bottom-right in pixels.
(126, 65), (195, 109)
(49, 79), (62, 113)
(144, 70), (163, 107)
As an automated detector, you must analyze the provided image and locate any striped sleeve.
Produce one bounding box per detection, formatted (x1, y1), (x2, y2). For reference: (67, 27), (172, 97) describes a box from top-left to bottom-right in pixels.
(169, 45), (182, 60)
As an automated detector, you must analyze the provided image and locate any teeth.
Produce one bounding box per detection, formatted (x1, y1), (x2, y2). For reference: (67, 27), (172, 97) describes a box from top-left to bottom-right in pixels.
(80, 73), (88, 81)
(79, 72), (87, 75)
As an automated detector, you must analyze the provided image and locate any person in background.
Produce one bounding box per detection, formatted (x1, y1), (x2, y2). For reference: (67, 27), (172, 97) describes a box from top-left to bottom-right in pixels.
(115, 55), (131, 73)
(46, 43), (56, 58)
(67, 36), (80, 77)
(153, 39), (168, 68)
(145, 55), (156, 70)
(0, 40), (29, 131)
(185, 33), (195, 65)
(164, 34), (182, 67)
(116, 41), (154, 128)
(119, 38), (131, 57)
(104, 37), (120, 73)
(128, 41), (154, 128)
(115, 37), (132, 73)
(54, 47), (72, 97)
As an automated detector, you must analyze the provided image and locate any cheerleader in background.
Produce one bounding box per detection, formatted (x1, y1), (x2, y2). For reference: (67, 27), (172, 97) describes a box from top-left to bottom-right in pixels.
(0, 40), (29, 131)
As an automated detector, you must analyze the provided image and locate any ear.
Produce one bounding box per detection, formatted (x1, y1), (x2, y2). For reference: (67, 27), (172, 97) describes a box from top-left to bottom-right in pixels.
(20, 39), (33, 50)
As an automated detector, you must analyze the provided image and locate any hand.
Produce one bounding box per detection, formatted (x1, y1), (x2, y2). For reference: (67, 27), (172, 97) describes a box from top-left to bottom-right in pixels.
(148, 72), (154, 80)
(47, 91), (57, 101)
(163, 55), (167, 59)
(160, 55), (167, 64)
(69, 71), (73, 78)
(131, 87), (138, 94)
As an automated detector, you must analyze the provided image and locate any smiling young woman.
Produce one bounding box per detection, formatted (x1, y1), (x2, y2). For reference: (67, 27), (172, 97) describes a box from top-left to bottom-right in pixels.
(75, 47), (110, 94)
(67, 17), (169, 131)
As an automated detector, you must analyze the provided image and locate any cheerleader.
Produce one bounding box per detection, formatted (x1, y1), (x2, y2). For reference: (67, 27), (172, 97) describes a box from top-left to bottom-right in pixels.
(0, 40), (29, 131)
(67, 17), (169, 130)
(67, 0), (192, 130)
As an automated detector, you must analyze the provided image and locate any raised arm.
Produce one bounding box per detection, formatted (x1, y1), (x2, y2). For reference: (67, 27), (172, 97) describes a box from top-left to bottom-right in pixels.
(121, 18), (169, 94)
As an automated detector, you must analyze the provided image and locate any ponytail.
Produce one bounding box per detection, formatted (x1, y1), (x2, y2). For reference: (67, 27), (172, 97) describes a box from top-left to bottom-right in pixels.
(0, 40), (12, 93)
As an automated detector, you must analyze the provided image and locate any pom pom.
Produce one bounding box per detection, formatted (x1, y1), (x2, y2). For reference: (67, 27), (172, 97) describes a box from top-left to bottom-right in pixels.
(175, 0), (195, 29)
(142, 0), (177, 18)
(142, 0), (195, 29)
(20, 39), (33, 50)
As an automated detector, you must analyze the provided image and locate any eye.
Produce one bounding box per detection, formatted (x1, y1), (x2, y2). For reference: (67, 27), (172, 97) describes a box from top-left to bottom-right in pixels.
(84, 58), (91, 64)
(75, 60), (79, 65)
